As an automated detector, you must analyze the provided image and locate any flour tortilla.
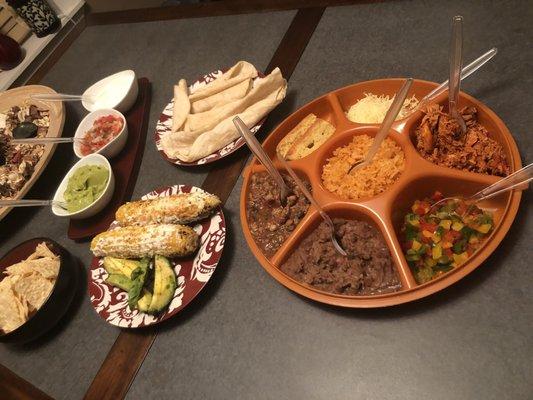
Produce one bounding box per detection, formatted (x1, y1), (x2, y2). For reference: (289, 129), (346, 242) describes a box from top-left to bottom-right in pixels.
(172, 79), (190, 132)
(190, 78), (251, 114)
(188, 61), (257, 102)
(162, 67), (286, 162)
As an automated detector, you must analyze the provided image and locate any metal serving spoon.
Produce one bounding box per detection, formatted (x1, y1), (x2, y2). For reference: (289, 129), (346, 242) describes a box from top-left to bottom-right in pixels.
(449, 15), (467, 134)
(413, 47), (497, 112)
(430, 163), (532, 216)
(0, 199), (68, 210)
(277, 153), (348, 256)
(10, 137), (84, 145)
(348, 78), (413, 173)
(30, 93), (96, 104)
(233, 116), (290, 204)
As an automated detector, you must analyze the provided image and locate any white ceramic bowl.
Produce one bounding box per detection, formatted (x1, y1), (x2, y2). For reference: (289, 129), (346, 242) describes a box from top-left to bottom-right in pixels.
(82, 70), (138, 113)
(73, 108), (128, 159)
(52, 154), (115, 219)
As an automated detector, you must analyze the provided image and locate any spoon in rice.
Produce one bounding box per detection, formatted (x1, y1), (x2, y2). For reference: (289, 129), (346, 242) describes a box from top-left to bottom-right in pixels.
(429, 162), (532, 217)
(233, 116), (290, 204)
(448, 15), (467, 134)
(277, 153), (348, 256)
(348, 78), (413, 174)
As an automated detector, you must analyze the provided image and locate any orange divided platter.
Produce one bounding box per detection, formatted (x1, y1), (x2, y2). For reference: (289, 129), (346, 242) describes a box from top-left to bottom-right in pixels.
(240, 78), (522, 307)
(0, 85), (65, 221)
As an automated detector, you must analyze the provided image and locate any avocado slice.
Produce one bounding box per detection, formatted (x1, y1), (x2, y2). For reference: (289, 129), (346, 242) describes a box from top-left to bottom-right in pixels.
(103, 257), (140, 278)
(137, 290), (153, 313)
(105, 274), (133, 291)
(127, 257), (150, 310)
(147, 255), (176, 314)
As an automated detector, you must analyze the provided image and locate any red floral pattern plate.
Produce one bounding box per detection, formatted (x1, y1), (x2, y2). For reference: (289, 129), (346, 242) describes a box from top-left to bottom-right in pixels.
(155, 68), (266, 166)
(88, 185), (226, 328)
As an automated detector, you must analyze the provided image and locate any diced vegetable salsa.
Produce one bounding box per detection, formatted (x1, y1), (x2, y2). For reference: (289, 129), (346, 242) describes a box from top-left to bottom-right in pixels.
(401, 191), (494, 284)
(80, 115), (124, 156)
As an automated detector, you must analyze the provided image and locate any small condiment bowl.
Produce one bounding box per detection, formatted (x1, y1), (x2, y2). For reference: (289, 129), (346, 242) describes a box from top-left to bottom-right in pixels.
(82, 70), (138, 113)
(0, 238), (79, 343)
(52, 153), (115, 219)
(73, 108), (128, 159)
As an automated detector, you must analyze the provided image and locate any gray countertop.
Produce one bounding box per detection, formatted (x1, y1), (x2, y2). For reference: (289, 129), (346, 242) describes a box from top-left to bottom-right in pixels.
(1, 0), (532, 399)
(128, 1), (532, 400)
(0, 11), (295, 399)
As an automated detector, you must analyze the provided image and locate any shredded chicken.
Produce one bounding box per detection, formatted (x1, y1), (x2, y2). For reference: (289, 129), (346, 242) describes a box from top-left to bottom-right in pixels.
(415, 104), (509, 176)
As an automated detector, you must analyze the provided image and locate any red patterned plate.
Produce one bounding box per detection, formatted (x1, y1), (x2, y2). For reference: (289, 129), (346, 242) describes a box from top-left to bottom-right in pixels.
(155, 68), (266, 166)
(88, 185), (226, 328)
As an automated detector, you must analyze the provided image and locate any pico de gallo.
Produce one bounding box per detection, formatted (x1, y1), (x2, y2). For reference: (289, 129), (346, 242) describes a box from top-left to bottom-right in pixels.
(80, 115), (124, 156)
(401, 191), (494, 284)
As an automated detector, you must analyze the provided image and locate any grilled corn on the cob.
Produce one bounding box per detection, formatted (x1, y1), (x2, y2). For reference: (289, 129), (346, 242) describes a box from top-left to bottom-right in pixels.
(91, 224), (199, 259)
(116, 192), (221, 226)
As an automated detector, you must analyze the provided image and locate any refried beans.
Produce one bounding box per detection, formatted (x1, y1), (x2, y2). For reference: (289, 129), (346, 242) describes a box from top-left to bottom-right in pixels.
(247, 172), (311, 258)
(415, 104), (509, 176)
(280, 219), (401, 295)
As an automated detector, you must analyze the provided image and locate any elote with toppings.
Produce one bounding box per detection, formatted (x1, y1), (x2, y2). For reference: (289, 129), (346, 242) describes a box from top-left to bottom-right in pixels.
(115, 192), (221, 226)
(91, 224), (199, 259)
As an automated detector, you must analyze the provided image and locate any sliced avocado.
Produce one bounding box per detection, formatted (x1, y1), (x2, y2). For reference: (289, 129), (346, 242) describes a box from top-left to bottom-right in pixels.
(137, 290), (153, 313)
(105, 274), (133, 291)
(103, 257), (140, 278)
(147, 255), (176, 314)
(127, 257), (150, 309)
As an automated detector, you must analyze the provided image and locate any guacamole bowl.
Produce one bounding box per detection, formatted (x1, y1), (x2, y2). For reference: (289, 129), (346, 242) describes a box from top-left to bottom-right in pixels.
(52, 154), (115, 219)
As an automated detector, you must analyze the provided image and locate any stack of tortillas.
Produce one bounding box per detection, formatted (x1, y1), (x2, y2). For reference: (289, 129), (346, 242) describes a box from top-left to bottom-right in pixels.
(0, 243), (59, 334)
(161, 61), (287, 162)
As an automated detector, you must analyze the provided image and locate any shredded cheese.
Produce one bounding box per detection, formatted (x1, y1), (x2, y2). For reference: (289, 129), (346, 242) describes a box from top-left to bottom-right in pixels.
(346, 93), (419, 124)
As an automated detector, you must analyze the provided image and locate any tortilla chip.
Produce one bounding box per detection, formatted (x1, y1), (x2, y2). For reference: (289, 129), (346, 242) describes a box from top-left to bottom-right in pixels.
(30, 242), (57, 259)
(13, 273), (53, 311)
(0, 287), (26, 333)
(8, 258), (59, 280)
(171, 79), (190, 132)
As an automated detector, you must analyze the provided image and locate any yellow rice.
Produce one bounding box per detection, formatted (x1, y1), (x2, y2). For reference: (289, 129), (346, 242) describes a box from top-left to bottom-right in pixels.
(322, 135), (404, 200)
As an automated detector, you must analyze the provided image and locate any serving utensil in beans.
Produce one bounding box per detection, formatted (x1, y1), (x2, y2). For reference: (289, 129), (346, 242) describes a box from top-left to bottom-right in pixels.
(277, 153), (348, 257)
(448, 15), (467, 134)
(0, 199), (68, 210)
(430, 163), (533, 216)
(233, 116), (290, 204)
(410, 47), (497, 115)
(348, 78), (413, 174)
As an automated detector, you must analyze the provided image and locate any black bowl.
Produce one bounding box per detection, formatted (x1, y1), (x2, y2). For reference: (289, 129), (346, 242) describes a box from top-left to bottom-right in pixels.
(0, 238), (78, 343)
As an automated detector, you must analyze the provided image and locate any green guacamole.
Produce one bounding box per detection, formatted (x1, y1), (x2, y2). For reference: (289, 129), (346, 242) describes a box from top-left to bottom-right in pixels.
(64, 165), (109, 212)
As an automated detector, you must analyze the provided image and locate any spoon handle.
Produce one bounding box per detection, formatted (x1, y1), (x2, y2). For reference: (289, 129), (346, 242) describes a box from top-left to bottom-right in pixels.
(365, 78), (413, 163)
(11, 137), (77, 144)
(470, 163), (533, 202)
(449, 15), (467, 133)
(0, 199), (55, 207)
(420, 47), (498, 106)
(277, 155), (334, 228)
(233, 116), (290, 201)
(30, 93), (85, 102)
